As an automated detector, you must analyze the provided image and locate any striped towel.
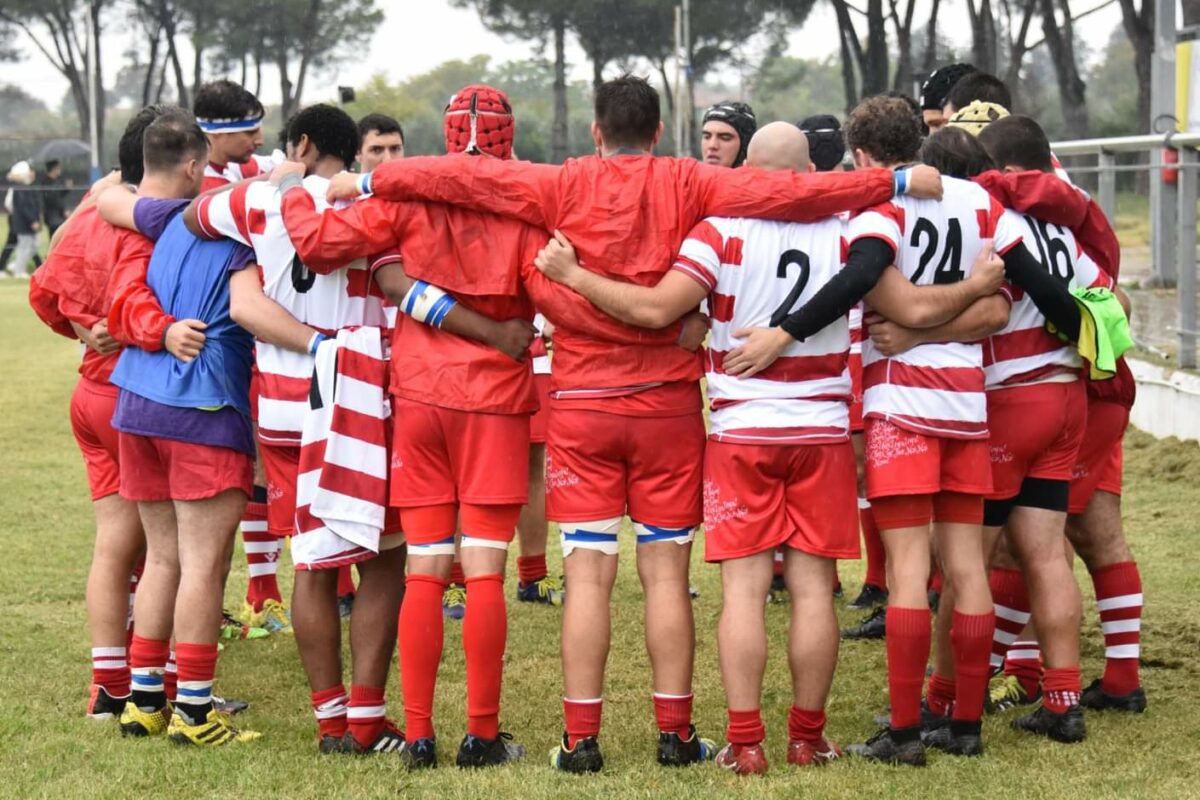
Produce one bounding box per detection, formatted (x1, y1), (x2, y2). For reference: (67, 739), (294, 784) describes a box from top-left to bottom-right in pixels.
(293, 327), (391, 571)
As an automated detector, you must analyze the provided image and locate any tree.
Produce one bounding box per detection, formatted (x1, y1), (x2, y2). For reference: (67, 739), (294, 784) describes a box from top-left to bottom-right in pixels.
(999, 0), (1038, 110)
(251, 0), (381, 122)
(965, 0), (999, 74)
(748, 53), (847, 122)
(1038, 0), (1088, 138)
(1115, 0), (1153, 134)
(453, 0), (573, 162)
(0, 0), (108, 150)
(828, 0), (888, 110)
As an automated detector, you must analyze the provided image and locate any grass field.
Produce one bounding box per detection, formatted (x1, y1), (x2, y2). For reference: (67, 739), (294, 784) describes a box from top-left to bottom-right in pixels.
(2, 280), (1199, 799)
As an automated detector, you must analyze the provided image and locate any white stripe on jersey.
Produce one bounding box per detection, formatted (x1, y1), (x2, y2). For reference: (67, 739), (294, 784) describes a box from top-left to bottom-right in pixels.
(199, 174), (391, 444)
(849, 177), (1023, 439)
(673, 215), (850, 444)
(983, 208), (1111, 389)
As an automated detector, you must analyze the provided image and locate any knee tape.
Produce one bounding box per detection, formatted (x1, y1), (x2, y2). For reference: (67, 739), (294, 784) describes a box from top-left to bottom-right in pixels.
(633, 522), (695, 546)
(559, 517), (622, 558)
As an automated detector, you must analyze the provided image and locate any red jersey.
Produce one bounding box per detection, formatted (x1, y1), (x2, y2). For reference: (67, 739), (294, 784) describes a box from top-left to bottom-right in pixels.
(974, 169), (1133, 408)
(367, 153), (898, 400)
(29, 205), (125, 383)
(280, 189), (540, 415)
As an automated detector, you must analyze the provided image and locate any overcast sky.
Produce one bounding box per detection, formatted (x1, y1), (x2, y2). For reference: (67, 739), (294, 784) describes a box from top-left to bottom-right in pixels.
(10, 0), (1126, 110)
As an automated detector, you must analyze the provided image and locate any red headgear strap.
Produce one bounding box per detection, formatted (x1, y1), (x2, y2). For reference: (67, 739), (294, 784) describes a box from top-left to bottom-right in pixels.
(444, 84), (514, 160)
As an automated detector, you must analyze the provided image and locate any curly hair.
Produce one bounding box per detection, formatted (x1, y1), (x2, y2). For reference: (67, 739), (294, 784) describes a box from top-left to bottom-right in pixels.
(844, 95), (923, 166)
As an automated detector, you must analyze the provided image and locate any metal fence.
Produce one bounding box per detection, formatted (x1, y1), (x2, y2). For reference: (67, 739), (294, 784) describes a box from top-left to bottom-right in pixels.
(1050, 131), (1200, 368)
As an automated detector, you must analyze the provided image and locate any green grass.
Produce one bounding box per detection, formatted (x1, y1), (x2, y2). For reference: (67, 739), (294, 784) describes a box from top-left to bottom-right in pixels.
(1, 281), (1199, 799)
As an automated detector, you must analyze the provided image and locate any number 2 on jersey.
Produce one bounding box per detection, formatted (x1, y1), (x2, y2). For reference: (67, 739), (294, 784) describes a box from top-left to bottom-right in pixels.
(910, 217), (964, 284)
(769, 249), (811, 326)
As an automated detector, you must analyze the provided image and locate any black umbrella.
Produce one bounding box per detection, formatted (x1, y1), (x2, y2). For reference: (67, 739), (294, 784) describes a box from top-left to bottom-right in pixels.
(34, 139), (91, 164)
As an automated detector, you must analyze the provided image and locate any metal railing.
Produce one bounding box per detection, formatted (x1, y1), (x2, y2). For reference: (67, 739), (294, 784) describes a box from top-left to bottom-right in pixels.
(1049, 131), (1200, 368)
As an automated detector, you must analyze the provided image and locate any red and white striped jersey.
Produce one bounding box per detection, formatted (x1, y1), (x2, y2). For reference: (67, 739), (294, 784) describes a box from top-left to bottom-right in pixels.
(201, 152), (284, 192)
(196, 174), (391, 445)
(850, 177), (1023, 439)
(673, 215), (850, 445)
(984, 209), (1113, 389)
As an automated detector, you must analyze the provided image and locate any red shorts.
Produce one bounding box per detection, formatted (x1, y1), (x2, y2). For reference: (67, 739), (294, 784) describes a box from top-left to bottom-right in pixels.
(529, 373), (552, 445)
(70, 377), (121, 500)
(261, 443), (401, 537)
(871, 491), (984, 529)
(849, 354), (864, 433)
(546, 406), (704, 527)
(987, 379), (1087, 500)
(1068, 399), (1129, 514)
(118, 433), (253, 502)
(703, 440), (859, 562)
(390, 397), (530, 507)
(400, 502), (522, 548)
(864, 418), (992, 500)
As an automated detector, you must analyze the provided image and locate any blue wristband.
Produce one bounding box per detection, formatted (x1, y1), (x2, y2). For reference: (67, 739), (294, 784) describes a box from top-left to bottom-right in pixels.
(894, 168), (909, 196)
(359, 172), (373, 196)
(308, 332), (328, 355)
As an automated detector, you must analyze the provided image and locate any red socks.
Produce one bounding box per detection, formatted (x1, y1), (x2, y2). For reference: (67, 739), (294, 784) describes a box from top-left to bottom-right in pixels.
(989, 568), (1031, 673)
(241, 494), (281, 612)
(886, 606), (932, 730)
(926, 672), (956, 717)
(349, 684), (387, 747)
(517, 554), (547, 585)
(787, 706), (826, 745)
(951, 611), (995, 722)
(311, 684), (349, 740)
(1091, 561), (1143, 696)
(129, 634), (169, 707)
(91, 646), (130, 699)
(174, 642), (218, 723)
(337, 565), (356, 598)
(726, 708), (765, 746)
(653, 693), (693, 739)
(1005, 641), (1043, 697)
(860, 501), (887, 588)
(1043, 666), (1082, 713)
(449, 560), (466, 587)
(564, 698), (603, 747)
(399, 574), (446, 741)
(463, 574), (507, 740)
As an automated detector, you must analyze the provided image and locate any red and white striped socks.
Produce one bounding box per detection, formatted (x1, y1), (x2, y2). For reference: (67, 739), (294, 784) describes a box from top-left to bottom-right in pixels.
(989, 568), (1031, 673)
(91, 646), (130, 700)
(242, 491), (282, 613)
(348, 684), (387, 748)
(1004, 641), (1043, 697)
(311, 684), (349, 741)
(1090, 561), (1143, 696)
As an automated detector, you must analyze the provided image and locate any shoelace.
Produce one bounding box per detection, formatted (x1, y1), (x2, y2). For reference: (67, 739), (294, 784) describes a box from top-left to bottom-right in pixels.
(444, 587), (466, 606)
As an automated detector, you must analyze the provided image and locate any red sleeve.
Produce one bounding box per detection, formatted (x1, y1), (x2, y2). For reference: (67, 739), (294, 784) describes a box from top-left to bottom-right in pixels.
(106, 235), (173, 350)
(692, 163), (896, 223)
(281, 189), (404, 273)
(519, 260), (683, 347)
(28, 265), (78, 340)
(370, 154), (560, 230)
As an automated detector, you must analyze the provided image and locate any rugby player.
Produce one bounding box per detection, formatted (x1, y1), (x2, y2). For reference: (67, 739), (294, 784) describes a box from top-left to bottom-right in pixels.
(701, 102), (757, 168)
(918, 63), (977, 133)
(28, 107), (163, 720)
(193, 78), (288, 633)
(326, 74), (944, 770)
(102, 109), (260, 745)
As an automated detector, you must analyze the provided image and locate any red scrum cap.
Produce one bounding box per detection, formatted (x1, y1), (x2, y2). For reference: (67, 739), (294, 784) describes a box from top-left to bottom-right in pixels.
(444, 84), (514, 160)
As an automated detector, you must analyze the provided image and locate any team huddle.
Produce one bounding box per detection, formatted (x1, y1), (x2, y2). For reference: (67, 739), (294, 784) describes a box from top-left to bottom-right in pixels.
(28, 61), (1145, 773)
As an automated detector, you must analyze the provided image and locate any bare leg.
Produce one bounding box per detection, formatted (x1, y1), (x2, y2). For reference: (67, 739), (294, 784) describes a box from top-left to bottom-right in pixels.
(87, 495), (145, 651)
(717, 551), (772, 710)
(638, 540), (695, 695)
(785, 550), (839, 710)
(1008, 506), (1080, 670)
(561, 549), (619, 698)
(132, 501), (179, 643)
(174, 490), (246, 644)
(349, 546), (407, 689)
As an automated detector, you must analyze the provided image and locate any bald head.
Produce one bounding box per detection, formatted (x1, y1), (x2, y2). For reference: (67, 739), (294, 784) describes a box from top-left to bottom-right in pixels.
(745, 121), (811, 172)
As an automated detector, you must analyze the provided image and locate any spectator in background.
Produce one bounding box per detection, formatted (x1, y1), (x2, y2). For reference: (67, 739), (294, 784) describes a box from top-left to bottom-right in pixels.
(0, 188), (15, 274)
(40, 160), (70, 239)
(6, 161), (42, 277)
